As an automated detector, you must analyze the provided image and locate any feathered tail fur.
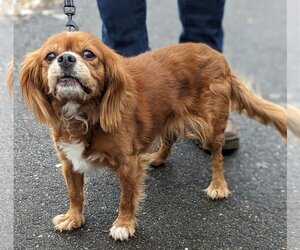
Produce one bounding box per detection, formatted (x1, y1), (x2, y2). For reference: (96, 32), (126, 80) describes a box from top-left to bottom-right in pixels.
(230, 72), (300, 139)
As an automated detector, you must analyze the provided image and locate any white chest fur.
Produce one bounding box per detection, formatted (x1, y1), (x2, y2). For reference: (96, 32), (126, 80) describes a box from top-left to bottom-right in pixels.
(58, 141), (94, 173)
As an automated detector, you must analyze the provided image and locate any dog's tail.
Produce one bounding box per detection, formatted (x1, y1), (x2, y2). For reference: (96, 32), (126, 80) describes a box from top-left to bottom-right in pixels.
(287, 105), (300, 138)
(230, 72), (300, 139)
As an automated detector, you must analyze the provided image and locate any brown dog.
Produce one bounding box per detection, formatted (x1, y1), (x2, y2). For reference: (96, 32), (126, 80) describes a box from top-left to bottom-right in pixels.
(20, 31), (294, 241)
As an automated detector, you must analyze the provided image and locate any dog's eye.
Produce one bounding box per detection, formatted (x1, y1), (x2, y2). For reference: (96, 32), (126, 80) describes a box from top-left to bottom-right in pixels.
(83, 50), (95, 60)
(45, 52), (56, 63)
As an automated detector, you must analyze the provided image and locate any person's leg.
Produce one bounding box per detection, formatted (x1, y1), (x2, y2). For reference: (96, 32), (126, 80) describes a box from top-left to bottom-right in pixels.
(178, 0), (225, 52)
(97, 0), (150, 56)
(178, 0), (239, 150)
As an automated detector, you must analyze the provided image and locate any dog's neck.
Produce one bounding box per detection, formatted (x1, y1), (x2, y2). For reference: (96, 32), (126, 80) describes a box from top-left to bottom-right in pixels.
(52, 99), (100, 139)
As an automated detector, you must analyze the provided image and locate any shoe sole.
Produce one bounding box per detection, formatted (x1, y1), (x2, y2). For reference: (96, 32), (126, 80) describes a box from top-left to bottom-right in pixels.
(194, 136), (239, 152)
(222, 136), (239, 151)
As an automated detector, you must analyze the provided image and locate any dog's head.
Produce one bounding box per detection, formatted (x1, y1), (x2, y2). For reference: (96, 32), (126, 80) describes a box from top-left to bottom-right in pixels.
(20, 31), (129, 132)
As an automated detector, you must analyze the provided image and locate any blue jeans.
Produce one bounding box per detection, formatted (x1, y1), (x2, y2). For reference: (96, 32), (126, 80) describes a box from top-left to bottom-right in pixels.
(97, 0), (225, 56)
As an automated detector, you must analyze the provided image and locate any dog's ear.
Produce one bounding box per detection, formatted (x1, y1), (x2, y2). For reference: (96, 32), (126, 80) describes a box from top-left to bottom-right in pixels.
(99, 49), (130, 133)
(20, 49), (56, 126)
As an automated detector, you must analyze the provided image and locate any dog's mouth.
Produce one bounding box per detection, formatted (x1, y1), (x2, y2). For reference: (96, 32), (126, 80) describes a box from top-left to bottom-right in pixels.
(57, 77), (92, 94)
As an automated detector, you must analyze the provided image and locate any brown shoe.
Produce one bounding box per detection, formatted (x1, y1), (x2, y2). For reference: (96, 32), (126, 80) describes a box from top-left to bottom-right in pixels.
(222, 118), (239, 151)
(195, 118), (239, 152)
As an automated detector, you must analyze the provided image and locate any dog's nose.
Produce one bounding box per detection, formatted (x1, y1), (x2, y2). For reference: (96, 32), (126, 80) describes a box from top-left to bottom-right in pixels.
(57, 53), (76, 68)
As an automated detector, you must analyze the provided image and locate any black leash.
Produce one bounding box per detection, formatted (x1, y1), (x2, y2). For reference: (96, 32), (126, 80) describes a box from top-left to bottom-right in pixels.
(63, 0), (79, 31)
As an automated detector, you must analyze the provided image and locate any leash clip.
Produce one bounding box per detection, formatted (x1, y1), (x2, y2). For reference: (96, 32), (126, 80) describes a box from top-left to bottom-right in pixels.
(63, 5), (79, 31)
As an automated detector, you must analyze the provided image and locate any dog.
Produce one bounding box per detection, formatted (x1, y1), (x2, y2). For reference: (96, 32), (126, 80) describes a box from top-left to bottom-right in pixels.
(19, 31), (299, 241)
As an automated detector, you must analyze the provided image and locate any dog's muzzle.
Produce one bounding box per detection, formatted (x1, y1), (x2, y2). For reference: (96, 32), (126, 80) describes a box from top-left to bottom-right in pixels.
(58, 53), (77, 69)
(57, 76), (92, 95)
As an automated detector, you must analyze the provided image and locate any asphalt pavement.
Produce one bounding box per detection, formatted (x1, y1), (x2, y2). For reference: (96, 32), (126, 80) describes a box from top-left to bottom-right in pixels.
(0, 9), (14, 250)
(13, 0), (295, 249)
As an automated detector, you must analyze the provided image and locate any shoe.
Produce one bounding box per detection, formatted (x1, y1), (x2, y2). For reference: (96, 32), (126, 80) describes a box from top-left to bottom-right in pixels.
(222, 118), (239, 150)
(195, 118), (239, 152)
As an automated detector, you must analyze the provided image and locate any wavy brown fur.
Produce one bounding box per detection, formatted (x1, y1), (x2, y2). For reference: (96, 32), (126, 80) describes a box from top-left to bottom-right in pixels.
(287, 105), (300, 139)
(230, 72), (287, 138)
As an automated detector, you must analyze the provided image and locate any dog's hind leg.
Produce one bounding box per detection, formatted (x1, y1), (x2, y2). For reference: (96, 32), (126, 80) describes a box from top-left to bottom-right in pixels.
(146, 134), (177, 167)
(204, 132), (230, 199)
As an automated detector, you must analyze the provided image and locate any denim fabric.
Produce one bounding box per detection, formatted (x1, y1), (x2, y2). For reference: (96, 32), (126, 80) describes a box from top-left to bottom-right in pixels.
(97, 0), (225, 56)
(178, 0), (225, 52)
(97, 0), (150, 56)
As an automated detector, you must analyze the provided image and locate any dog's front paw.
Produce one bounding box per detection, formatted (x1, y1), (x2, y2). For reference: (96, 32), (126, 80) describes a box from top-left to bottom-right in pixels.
(52, 212), (85, 232)
(109, 220), (135, 241)
(204, 180), (230, 199)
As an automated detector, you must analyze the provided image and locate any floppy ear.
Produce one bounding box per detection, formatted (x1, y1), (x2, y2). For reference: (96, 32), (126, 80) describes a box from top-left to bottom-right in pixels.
(6, 58), (14, 98)
(99, 50), (130, 133)
(20, 50), (57, 126)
